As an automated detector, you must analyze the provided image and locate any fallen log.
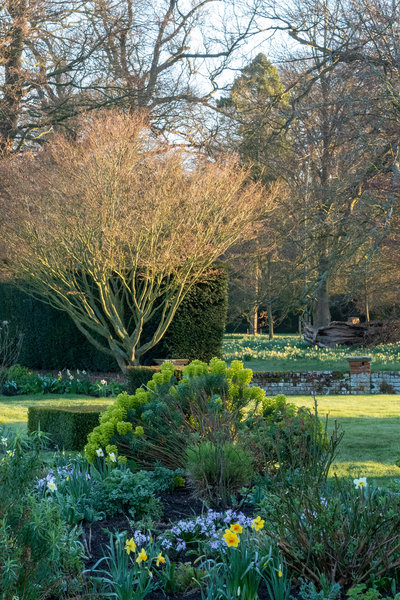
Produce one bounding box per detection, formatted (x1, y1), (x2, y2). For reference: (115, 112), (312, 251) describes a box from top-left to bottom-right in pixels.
(303, 320), (400, 347)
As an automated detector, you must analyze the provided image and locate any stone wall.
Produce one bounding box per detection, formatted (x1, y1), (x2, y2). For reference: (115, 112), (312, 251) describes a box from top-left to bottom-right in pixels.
(251, 370), (400, 395)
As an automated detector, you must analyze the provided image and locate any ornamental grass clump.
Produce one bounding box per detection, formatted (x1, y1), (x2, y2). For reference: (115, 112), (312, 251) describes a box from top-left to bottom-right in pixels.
(186, 440), (253, 507)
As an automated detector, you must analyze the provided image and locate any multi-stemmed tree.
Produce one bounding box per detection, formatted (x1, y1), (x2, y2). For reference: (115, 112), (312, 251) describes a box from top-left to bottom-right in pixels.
(1, 111), (277, 371)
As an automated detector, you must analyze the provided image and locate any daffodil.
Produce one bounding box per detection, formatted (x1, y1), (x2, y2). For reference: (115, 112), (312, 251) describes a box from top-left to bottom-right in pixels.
(125, 538), (136, 555)
(6, 450), (14, 457)
(223, 529), (240, 547)
(354, 477), (367, 489)
(1, 437), (7, 446)
(278, 565), (283, 577)
(252, 516), (265, 531)
(108, 452), (117, 462)
(230, 523), (243, 534)
(136, 548), (148, 564)
(96, 448), (104, 457)
(156, 552), (165, 566)
(47, 480), (57, 492)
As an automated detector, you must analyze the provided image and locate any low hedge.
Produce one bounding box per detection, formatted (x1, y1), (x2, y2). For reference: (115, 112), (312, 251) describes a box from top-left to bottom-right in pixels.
(126, 366), (184, 394)
(28, 405), (107, 450)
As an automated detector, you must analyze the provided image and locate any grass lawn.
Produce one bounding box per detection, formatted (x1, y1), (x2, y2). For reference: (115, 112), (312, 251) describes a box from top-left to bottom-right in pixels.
(1, 392), (399, 486)
(291, 394), (400, 484)
(0, 394), (114, 429)
(223, 333), (400, 372)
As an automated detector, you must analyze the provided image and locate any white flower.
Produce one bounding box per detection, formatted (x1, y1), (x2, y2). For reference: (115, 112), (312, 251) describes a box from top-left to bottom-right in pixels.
(69, 375), (74, 380)
(58, 371), (62, 378)
(1, 437), (7, 446)
(66, 369), (71, 376)
(100, 379), (107, 386)
(47, 479), (57, 492)
(7, 450), (14, 457)
(96, 448), (104, 457)
(108, 452), (117, 462)
(76, 369), (80, 375)
(82, 370), (87, 375)
(354, 477), (367, 489)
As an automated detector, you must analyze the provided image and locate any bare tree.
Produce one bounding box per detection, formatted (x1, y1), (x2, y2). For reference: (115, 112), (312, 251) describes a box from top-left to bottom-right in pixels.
(1, 111), (276, 371)
(0, 0), (101, 155)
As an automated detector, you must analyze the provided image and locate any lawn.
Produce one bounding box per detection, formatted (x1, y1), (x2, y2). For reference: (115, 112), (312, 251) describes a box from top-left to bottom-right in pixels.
(223, 333), (400, 372)
(0, 394), (113, 429)
(291, 394), (400, 484)
(1, 391), (399, 485)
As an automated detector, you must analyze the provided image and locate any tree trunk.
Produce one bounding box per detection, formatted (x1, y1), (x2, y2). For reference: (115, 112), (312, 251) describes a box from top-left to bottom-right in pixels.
(0, 0), (27, 155)
(267, 255), (274, 339)
(249, 303), (258, 334)
(268, 302), (274, 339)
(315, 273), (331, 327)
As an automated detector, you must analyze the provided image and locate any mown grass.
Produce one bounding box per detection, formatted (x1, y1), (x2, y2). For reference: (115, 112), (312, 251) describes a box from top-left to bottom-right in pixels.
(223, 333), (400, 372)
(291, 394), (400, 484)
(0, 394), (113, 429)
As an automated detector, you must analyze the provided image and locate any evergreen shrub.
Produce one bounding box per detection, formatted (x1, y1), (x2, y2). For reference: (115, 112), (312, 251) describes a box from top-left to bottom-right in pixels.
(28, 406), (106, 450)
(0, 266), (227, 371)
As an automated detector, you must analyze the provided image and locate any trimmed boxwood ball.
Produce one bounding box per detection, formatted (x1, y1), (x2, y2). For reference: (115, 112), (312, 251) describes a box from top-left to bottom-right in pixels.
(28, 405), (107, 450)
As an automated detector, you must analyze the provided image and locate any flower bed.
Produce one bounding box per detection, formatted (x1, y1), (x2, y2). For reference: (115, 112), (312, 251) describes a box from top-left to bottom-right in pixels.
(1, 359), (400, 600)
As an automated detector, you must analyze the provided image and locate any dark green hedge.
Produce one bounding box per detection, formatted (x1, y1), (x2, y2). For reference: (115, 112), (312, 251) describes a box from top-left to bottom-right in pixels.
(28, 405), (107, 450)
(0, 266), (227, 371)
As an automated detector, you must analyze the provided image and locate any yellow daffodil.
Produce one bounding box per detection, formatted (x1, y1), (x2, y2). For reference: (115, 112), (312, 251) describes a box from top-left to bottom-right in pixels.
(252, 516), (265, 531)
(278, 568), (283, 578)
(230, 523), (243, 534)
(223, 529), (240, 548)
(136, 548), (148, 564)
(125, 538), (136, 555)
(156, 552), (165, 566)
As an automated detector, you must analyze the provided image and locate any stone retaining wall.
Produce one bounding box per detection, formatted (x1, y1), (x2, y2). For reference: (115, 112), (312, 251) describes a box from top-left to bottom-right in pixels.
(251, 370), (400, 395)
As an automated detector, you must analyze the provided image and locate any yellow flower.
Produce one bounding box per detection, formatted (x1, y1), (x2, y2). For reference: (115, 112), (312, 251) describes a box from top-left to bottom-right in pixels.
(223, 529), (240, 548)
(278, 568), (283, 578)
(0, 419), (4, 424)
(136, 548), (148, 564)
(156, 552), (165, 566)
(230, 523), (243, 534)
(252, 516), (265, 531)
(66, 476), (69, 481)
(125, 538), (136, 555)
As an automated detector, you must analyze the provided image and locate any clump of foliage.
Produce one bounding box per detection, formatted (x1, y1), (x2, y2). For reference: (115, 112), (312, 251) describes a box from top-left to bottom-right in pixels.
(186, 440), (253, 507)
(85, 359), (265, 466)
(85, 358), (265, 505)
(2, 364), (124, 396)
(240, 394), (338, 482)
(259, 477), (400, 589)
(0, 424), (84, 599)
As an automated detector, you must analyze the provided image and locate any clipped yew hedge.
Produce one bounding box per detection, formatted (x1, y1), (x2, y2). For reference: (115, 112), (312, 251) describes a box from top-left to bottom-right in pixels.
(0, 266), (227, 371)
(28, 405), (107, 450)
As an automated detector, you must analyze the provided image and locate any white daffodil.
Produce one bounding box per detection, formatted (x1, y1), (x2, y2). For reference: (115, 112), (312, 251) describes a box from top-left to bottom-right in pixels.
(96, 448), (104, 457)
(1, 437), (7, 446)
(354, 477), (367, 489)
(47, 480), (57, 492)
(108, 452), (117, 462)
